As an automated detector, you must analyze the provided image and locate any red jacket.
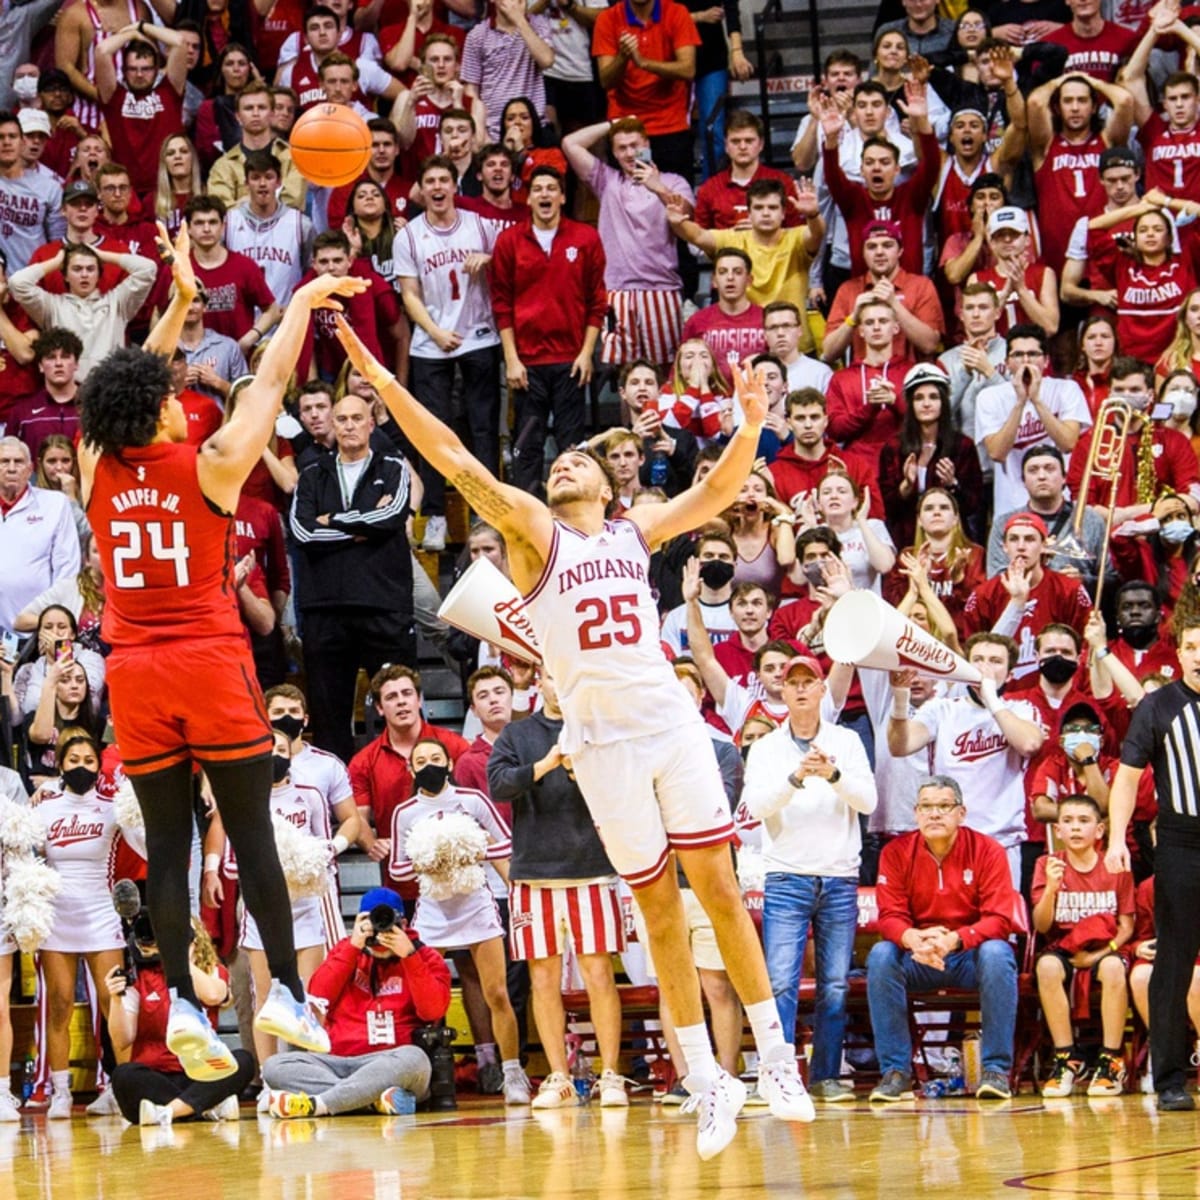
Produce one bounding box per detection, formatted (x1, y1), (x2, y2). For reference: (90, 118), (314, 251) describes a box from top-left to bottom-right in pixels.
(489, 217), (607, 366)
(876, 826), (1014, 949)
(767, 441), (881, 516)
(825, 356), (914, 463)
(309, 937), (451, 1058)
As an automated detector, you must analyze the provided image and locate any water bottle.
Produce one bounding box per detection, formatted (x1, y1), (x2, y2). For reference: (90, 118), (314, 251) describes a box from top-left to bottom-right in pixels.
(571, 1050), (594, 1104)
(21, 1057), (35, 1106)
(922, 1078), (948, 1099)
(649, 451), (669, 488)
(945, 1048), (966, 1096)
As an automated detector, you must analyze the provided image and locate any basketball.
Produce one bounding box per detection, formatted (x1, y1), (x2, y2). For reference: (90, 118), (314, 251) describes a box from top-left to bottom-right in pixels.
(288, 104), (371, 188)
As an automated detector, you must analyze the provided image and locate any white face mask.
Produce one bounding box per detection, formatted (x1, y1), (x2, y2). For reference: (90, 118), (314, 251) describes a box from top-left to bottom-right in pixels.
(1167, 389), (1198, 420)
(13, 77), (38, 101)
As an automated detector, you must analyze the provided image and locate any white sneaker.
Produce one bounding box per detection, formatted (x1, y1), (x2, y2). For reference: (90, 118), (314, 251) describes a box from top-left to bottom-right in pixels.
(85, 1087), (121, 1117)
(680, 1070), (747, 1161)
(203, 1095), (241, 1122)
(256, 1087), (271, 1115)
(0, 1093), (18, 1123)
(757, 1047), (816, 1123)
(531, 1072), (575, 1110)
(503, 1067), (532, 1106)
(138, 1099), (172, 1128)
(421, 515), (448, 552)
(254, 981), (331, 1054)
(47, 1090), (73, 1120)
(597, 1070), (628, 1108)
(167, 997), (238, 1081)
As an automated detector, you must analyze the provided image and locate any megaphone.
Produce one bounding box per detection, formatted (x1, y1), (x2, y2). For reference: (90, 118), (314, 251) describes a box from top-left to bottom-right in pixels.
(822, 590), (981, 684)
(436, 557), (542, 664)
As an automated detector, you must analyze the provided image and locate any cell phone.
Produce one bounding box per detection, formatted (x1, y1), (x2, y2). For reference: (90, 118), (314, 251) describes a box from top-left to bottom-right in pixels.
(803, 561), (826, 588)
(54, 639), (74, 664)
(0, 630), (17, 662)
(635, 147), (653, 165)
(420, 62), (436, 83)
(1150, 402), (1173, 421)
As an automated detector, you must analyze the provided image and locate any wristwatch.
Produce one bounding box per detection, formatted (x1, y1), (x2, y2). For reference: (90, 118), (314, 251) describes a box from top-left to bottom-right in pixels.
(828, 767), (841, 784)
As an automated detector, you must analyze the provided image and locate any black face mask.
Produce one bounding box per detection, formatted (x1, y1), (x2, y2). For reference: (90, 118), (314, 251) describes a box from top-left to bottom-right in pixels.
(271, 714), (305, 741)
(1038, 655), (1078, 685)
(61, 766), (98, 794)
(699, 560), (735, 589)
(271, 755), (291, 783)
(413, 763), (449, 793)
(1119, 622), (1158, 650)
(740, 742), (754, 762)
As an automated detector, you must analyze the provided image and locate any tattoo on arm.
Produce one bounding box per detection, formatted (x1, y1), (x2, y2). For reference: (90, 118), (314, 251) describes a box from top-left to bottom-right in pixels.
(449, 470), (514, 522)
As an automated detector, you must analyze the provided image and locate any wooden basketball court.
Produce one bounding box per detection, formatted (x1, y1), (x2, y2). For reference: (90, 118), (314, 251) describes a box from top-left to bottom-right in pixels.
(8, 1093), (1199, 1199)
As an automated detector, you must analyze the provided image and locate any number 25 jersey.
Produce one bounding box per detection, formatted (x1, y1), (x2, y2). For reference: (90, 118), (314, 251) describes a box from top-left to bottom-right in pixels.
(88, 441), (244, 646)
(522, 517), (701, 754)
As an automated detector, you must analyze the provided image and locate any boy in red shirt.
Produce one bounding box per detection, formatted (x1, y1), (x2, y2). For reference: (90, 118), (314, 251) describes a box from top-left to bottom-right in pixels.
(1032, 795), (1135, 1097)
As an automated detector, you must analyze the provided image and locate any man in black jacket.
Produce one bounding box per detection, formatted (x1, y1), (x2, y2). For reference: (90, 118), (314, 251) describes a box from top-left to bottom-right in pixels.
(290, 394), (416, 762)
(487, 672), (629, 1109)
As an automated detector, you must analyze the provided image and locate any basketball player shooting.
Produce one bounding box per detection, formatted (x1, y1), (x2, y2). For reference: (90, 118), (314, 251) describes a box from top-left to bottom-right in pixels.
(334, 316), (814, 1158)
(77, 224), (369, 1081)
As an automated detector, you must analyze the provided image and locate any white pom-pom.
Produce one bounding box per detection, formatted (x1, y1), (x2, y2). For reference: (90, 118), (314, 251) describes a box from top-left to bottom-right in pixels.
(0, 802), (40, 853)
(272, 815), (330, 900)
(405, 811), (489, 900)
(3, 855), (61, 953)
(112, 779), (144, 833)
(735, 847), (765, 894)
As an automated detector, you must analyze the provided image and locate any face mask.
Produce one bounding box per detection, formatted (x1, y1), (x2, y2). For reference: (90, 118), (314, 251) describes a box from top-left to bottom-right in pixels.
(740, 742), (754, 762)
(271, 755), (291, 783)
(1120, 622), (1158, 650)
(62, 765), (98, 794)
(1061, 730), (1101, 759)
(1038, 654), (1077, 685)
(413, 763), (449, 793)
(1167, 390), (1198, 419)
(1161, 519), (1193, 544)
(698, 559), (735, 589)
(271, 713), (305, 740)
(13, 77), (38, 101)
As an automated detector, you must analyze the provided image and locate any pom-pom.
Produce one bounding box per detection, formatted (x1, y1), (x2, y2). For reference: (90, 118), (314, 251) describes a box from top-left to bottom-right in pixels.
(3, 855), (61, 953)
(735, 848), (765, 895)
(112, 778), (144, 833)
(272, 815), (330, 900)
(0, 802), (40, 853)
(405, 811), (489, 901)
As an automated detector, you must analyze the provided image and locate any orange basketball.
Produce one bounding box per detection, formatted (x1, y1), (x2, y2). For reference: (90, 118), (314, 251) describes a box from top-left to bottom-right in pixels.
(288, 104), (372, 188)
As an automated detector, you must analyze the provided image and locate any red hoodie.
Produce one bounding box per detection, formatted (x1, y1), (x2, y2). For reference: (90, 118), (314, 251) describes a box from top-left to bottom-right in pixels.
(768, 440), (882, 517)
(826, 356), (915, 465)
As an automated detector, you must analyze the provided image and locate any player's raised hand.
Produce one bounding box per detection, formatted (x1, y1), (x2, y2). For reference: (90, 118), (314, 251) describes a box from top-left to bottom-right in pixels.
(333, 313), (390, 390)
(731, 359), (769, 428)
(156, 221), (197, 298)
(295, 274), (371, 312)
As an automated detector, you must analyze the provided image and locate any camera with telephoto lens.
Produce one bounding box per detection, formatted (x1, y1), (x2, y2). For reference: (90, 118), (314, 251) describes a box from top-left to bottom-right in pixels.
(365, 903), (397, 947)
(414, 1022), (458, 1110)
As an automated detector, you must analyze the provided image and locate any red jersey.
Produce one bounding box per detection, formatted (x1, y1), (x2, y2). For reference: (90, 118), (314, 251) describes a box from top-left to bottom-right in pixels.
(1115, 252), (1198, 362)
(255, 0), (306, 74)
(934, 156), (989, 246)
(409, 95), (447, 166)
(974, 261), (1052, 336)
(1034, 132), (1107, 275)
(825, 356), (914, 461)
(194, 252), (277, 342)
(100, 82), (184, 196)
(1139, 112), (1200, 200)
(1030, 851), (1135, 950)
(287, 50), (364, 114)
(378, 19), (466, 86)
(29, 235), (129, 295)
(1081, 216), (1135, 294)
(693, 163), (801, 231)
(1045, 21), (1138, 81)
(88, 441), (243, 647)
(233, 494), (291, 599)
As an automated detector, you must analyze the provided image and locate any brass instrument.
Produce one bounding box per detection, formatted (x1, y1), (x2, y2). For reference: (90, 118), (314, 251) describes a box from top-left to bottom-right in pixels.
(1049, 396), (1136, 608)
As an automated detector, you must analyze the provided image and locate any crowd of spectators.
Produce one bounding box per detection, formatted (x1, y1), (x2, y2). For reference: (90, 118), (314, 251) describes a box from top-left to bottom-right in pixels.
(2, 0), (1200, 1122)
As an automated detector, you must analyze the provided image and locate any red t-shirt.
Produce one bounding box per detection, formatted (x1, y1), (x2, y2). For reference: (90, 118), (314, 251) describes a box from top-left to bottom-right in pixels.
(591, 0), (701, 136)
(129, 964), (228, 1072)
(1045, 21), (1138, 81)
(254, 0), (306, 75)
(327, 173), (414, 231)
(194, 251), (277, 342)
(100, 82), (184, 195)
(378, 17), (466, 86)
(1031, 851), (1135, 950)
(680, 303), (766, 384)
(693, 164), (800, 231)
(179, 388), (223, 445)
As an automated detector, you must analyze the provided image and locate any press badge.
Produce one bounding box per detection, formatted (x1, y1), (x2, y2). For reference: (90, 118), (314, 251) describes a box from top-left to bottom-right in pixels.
(367, 1009), (395, 1045)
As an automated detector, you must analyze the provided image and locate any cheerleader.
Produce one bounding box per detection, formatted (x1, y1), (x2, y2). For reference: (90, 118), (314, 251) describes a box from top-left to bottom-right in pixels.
(388, 738), (528, 1104)
(34, 729), (144, 1119)
(0, 766), (32, 1122)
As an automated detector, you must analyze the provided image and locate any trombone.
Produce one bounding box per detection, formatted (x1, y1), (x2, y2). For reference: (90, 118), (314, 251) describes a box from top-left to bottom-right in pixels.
(1047, 396), (1136, 608)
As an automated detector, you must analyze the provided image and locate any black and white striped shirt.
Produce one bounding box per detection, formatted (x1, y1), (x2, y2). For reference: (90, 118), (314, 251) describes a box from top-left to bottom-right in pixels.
(1123, 681), (1200, 848)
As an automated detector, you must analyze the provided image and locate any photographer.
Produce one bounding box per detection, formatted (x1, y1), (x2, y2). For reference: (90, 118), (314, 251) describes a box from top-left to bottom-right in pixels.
(260, 888), (451, 1118)
(106, 916), (251, 1127)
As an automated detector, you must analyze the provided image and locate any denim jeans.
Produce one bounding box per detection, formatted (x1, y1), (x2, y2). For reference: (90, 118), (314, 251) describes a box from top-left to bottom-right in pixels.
(866, 939), (1017, 1076)
(763, 873), (859, 1083)
(694, 68), (729, 181)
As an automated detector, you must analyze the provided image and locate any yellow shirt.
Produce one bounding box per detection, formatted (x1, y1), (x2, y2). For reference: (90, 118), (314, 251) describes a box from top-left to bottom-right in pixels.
(712, 227), (815, 352)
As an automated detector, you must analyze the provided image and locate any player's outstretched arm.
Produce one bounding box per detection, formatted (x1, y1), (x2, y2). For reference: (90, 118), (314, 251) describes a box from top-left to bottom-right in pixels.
(198, 275), (370, 512)
(628, 360), (767, 550)
(333, 315), (553, 564)
(143, 223), (197, 358)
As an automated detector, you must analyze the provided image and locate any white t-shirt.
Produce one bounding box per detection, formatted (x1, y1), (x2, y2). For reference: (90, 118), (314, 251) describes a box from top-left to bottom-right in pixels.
(289, 742), (353, 816)
(974, 377), (1092, 514)
(912, 694), (1043, 847)
(785, 354), (834, 394)
(660, 598), (736, 657)
(827, 519), (895, 593)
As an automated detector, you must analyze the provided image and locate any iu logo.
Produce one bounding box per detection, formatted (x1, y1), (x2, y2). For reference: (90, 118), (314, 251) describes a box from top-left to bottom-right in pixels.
(566, 246), (578, 263)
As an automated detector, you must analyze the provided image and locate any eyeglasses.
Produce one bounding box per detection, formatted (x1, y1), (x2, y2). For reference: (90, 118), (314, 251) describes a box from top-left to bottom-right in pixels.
(915, 803), (960, 816)
(99, 184), (131, 194)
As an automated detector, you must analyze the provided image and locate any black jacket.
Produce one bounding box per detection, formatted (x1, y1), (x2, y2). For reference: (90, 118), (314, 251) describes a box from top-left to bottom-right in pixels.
(289, 449), (413, 613)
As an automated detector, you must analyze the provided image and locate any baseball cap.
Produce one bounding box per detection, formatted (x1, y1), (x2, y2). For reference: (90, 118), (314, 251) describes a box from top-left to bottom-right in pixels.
(988, 206), (1030, 236)
(1004, 511), (1049, 538)
(359, 887), (404, 915)
(903, 362), (950, 396)
(783, 653), (825, 682)
(37, 68), (73, 93)
(862, 219), (902, 243)
(62, 179), (98, 204)
(1099, 145), (1137, 173)
(17, 109), (50, 137)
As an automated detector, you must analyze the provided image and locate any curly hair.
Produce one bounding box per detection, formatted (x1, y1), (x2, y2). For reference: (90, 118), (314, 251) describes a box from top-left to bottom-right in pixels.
(79, 347), (173, 455)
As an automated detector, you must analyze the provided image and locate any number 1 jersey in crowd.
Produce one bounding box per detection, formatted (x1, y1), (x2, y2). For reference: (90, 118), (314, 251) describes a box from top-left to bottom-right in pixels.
(89, 442), (244, 646)
(522, 517), (701, 754)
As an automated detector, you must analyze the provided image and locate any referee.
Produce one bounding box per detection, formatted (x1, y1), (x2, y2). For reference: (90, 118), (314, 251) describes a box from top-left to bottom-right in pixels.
(1106, 618), (1200, 1111)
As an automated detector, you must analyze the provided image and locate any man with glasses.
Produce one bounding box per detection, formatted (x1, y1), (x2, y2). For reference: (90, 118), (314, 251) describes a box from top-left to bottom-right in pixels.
(94, 164), (159, 259)
(866, 774), (1018, 1102)
(761, 301), (831, 394)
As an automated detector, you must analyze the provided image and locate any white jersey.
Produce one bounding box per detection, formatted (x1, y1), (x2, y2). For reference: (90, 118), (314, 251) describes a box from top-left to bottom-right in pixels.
(222, 780), (330, 877)
(394, 211), (501, 358)
(659, 598), (735, 656)
(912, 694), (1042, 847)
(289, 742), (353, 815)
(524, 517), (705, 753)
(225, 203), (313, 305)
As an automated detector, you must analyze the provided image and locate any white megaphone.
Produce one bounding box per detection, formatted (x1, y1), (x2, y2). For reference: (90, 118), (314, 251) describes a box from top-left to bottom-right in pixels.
(436, 557), (542, 664)
(822, 590), (981, 684)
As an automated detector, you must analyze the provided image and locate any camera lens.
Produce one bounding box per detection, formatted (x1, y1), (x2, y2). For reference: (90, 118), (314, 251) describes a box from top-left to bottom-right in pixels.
(369, 903), (397, 935)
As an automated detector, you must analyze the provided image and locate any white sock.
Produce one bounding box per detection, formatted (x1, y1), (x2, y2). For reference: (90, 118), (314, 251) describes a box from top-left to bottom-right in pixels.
(746, 999), (789, 1059)
(502, 1059), (521, 1074)
(313, 1096), (329, 1116)
(675, 1023), (719, 1087)
(51, 1070), (71, 1096)
(475, 1042), (497, 1067)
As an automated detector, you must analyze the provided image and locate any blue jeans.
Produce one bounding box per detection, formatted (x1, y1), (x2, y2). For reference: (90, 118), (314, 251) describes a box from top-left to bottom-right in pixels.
(763, 873), (859, 1083)
(694, 69), (728, 181)
(866, 939), (1017, 1076)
